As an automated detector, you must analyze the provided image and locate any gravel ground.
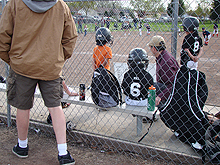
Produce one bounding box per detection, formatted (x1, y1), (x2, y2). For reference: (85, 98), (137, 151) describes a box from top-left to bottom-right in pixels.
(0, 123), (176, 165)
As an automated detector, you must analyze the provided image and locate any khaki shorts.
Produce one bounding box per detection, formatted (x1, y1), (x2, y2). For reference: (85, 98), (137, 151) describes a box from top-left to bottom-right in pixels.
(7, 69), (63, 110)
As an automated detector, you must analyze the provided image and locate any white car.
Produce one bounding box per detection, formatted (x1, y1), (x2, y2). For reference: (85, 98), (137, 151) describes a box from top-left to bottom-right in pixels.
(119, 16), (133, 23)
(93, 16), (101, 22)
(143, 17), (155, 22)
(104, 17), (117, 22)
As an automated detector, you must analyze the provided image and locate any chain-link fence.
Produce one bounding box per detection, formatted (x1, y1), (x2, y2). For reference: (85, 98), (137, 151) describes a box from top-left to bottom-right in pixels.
(1, 0), (220, 164)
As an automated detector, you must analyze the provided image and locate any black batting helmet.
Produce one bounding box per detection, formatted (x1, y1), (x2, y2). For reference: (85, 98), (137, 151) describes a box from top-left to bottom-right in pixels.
(95, 27), (113, 46)
(181, 16), (199, 32)
(127, 48), (149, 69)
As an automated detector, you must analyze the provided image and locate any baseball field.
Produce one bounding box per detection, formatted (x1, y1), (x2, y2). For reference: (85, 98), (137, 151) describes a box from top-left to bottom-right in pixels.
(63, 28), (220, 107)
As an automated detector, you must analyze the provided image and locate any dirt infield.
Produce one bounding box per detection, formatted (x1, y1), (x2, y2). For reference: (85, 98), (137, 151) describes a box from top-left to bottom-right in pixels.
(0, 125), (175, 165)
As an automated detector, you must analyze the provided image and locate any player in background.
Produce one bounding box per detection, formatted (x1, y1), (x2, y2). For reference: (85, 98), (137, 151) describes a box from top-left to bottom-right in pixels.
(95, 22), (99, 32)
(178, 27), (182, 37)
(146, 23), (150, 35)
(180, 17), (203, 70)
(212, 23), (218, 37)
(202, 27), (211, 46)
(84, 24), (88, 36)
(139, 21), (142, 36)
(92, 27), (113, 71)
(123, 15), (131, 36)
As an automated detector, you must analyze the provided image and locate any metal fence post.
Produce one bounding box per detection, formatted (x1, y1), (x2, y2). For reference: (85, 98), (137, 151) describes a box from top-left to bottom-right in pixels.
(2, 0), (11, 127)
(2, 0), (6, 8)
(6, 64), (11, 127)
(171, 0), (179, 59)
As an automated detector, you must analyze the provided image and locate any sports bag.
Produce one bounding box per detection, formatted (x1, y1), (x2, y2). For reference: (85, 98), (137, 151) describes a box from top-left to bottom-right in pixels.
(203, 119), (220, 164)
(159, 65), (210, 146)
(91, 65), (122, 108)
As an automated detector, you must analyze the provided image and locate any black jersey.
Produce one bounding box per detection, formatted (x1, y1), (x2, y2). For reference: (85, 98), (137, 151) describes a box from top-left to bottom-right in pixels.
(121, 68), (154, 100)
(180, 31), (203, 65)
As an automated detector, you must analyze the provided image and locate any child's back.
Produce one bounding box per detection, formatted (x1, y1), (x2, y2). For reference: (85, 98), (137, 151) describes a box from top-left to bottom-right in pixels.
(180, 16), (203, 70)
(122, 68), (153, 105)
(122, 48), (153, 106)
(92, 27), (113, 70)
(181, 31), (203, 65)
(93, 45), (112, 70)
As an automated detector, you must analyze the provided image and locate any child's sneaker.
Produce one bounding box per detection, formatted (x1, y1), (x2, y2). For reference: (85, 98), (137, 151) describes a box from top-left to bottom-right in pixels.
(12, 143), (29, 158)
(58, 151), (75, 165)
(191, 141), (202, 150)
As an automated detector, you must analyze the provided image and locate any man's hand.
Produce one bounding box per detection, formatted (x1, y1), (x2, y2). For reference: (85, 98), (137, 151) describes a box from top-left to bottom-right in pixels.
(155, 96), (161, 106)
(192, 56), (199, 62)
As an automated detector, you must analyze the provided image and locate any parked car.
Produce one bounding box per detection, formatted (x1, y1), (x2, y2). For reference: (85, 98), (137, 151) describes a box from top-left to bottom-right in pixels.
(104, 17), (117, 22)
(84, 15), (95, 23)
(119, 16), (133, 23)
(158, 17), (172, 23)
(93, 16), (101, 22)
(200, 16), (210, 21)
(75, 15), (95, 23)
(143, 17), (155, 23)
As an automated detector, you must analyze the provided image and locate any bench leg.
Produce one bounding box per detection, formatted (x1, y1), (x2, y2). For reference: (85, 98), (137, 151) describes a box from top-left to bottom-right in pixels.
(137, 116), (142, 136)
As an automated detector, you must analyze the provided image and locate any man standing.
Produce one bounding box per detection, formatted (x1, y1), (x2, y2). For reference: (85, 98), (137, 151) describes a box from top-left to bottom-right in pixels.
(133, 17), (138, 29)
(123, 15), (130, 36)
(147, 35), (179, 107)
(0, 0), (78, 165)
(101, 17), (105, 27)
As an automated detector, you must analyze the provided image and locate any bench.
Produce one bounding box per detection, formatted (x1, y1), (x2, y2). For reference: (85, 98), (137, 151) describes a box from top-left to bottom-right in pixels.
(62, 92), (159, 136)
(0, 82), (159, 136)
(62, 62), (158, 136)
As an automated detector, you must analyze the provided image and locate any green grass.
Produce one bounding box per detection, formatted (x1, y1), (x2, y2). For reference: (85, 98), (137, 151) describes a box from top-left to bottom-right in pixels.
(81, 21), (216, 33)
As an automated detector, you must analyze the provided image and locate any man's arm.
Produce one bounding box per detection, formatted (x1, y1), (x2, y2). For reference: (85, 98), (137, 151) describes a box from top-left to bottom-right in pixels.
(158, 59), (179, 101)
(62, 9), (78, 61)
(0, 3), (14, 65)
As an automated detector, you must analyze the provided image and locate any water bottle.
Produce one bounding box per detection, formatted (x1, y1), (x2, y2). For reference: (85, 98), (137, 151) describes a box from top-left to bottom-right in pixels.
(147, 85), (156, 111)
(79, 84), (85, 101)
